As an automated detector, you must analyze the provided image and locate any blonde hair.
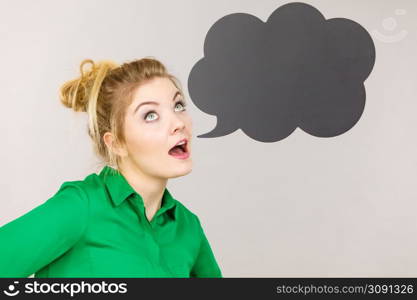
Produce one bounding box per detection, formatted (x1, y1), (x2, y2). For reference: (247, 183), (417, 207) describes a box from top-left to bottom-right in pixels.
(59, 57), (184, 172)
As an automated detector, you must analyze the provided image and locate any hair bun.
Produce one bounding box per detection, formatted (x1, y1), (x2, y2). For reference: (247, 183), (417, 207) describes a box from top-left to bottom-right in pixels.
(59, 59), (117, 112)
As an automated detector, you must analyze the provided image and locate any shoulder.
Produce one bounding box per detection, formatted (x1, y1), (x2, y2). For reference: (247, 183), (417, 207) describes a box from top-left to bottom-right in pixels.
(173, 200), (202, 227)
(47, 171), (102, 210)
(55, 171), (102, 200)
(46, 181), (88, 214)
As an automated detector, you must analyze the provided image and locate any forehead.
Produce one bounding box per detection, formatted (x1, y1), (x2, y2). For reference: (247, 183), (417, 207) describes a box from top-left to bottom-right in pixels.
(132, 77), (178, 102)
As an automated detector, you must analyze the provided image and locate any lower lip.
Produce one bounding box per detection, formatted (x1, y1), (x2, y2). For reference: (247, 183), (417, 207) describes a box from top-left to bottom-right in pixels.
(169, 150), (190, 160)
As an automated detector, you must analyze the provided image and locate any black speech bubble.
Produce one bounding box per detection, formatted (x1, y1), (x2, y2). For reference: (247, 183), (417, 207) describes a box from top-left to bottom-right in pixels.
(188, 2), (376, 142)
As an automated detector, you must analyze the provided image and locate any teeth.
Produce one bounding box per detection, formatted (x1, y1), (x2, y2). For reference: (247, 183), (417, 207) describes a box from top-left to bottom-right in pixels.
(177, 141), (186, 146)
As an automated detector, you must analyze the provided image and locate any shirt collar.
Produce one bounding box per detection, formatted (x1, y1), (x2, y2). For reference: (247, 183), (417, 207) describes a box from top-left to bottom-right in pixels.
(99, 165), (177, 219)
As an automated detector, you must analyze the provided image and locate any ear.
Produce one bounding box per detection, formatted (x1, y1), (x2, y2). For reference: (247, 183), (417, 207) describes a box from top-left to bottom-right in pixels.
(103, 132), (128, 157)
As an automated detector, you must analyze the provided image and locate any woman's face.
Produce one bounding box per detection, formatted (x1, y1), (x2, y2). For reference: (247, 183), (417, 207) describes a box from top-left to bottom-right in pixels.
(119, 76), (193, 179)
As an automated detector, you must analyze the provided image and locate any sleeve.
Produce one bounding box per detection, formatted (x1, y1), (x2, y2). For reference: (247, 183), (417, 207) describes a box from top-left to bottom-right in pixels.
(190, 214), (223, 278)
(0, 182), (89, 277)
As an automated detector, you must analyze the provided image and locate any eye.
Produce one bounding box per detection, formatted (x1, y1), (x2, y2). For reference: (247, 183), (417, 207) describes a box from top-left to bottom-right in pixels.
(175, 100), (187, 112)
(143, 100), (187, 122)
(144, 111), (158, 122)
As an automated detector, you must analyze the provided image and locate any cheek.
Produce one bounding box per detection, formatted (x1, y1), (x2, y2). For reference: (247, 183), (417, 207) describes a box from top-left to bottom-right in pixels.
(124, 121), (147, 154)
(184, 115), (193, 130)
(126, 129), (164, 156)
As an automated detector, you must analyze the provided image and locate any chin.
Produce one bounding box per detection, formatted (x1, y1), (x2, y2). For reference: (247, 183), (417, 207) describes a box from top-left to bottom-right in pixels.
(168, 166), (193, 179)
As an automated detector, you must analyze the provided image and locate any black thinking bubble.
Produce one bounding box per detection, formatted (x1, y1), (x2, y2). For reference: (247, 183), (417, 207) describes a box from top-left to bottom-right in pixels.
(188, 2), (376, 142)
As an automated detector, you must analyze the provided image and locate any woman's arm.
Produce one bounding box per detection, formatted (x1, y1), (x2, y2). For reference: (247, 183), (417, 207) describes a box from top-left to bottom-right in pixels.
(0, 182), (89, 277)
(190, 215), (222, 278)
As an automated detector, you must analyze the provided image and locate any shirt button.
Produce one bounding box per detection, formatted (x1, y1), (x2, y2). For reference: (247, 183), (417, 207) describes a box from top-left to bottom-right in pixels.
(156, 217), (163, 226)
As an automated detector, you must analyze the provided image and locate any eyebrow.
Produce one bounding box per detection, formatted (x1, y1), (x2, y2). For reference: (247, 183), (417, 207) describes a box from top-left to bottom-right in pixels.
(133, 91), (181, 115)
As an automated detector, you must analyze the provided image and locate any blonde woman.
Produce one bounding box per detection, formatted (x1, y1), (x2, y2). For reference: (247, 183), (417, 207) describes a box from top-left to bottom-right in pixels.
(0, 58), (222, 278)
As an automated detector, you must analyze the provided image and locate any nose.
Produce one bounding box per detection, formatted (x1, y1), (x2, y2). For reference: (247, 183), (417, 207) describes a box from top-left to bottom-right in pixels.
(171, 113), (186, 134)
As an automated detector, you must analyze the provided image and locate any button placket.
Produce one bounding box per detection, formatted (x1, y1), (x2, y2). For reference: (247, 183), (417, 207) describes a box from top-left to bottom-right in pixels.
(141, 205), (163, 263)
(129, 195), (154, 235)
(130, 194), (165, 267)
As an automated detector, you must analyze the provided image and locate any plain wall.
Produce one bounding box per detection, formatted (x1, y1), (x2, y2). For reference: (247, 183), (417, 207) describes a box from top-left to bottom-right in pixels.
(0, 0), (416, 276)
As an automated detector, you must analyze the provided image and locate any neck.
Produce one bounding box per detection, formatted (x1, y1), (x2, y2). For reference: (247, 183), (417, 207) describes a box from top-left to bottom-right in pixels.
(118, 160), (168, 211)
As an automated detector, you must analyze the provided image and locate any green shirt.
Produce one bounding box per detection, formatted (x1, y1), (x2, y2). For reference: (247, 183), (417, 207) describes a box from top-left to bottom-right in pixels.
(0, 166), (222, 278)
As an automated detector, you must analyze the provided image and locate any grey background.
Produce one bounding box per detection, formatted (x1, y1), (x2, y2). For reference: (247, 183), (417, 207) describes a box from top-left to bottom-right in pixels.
(1, 0), (416, 277)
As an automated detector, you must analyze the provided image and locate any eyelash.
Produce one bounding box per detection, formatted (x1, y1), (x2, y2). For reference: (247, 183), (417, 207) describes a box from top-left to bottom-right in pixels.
(143, 100), (187, 122)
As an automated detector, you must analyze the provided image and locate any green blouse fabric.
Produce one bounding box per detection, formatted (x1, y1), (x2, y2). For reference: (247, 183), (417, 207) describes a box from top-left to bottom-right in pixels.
(0, 166), (222, 278)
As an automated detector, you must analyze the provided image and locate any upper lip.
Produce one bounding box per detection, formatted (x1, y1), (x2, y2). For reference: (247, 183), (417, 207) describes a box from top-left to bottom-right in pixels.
(170, 138), (189, 152)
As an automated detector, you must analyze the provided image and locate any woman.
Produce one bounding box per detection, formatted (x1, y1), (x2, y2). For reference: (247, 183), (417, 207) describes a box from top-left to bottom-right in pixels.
(0, 57), (222, 278)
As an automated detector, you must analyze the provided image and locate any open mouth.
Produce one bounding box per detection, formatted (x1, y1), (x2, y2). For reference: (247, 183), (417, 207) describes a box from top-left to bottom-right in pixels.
(168, 140), (190, 159)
